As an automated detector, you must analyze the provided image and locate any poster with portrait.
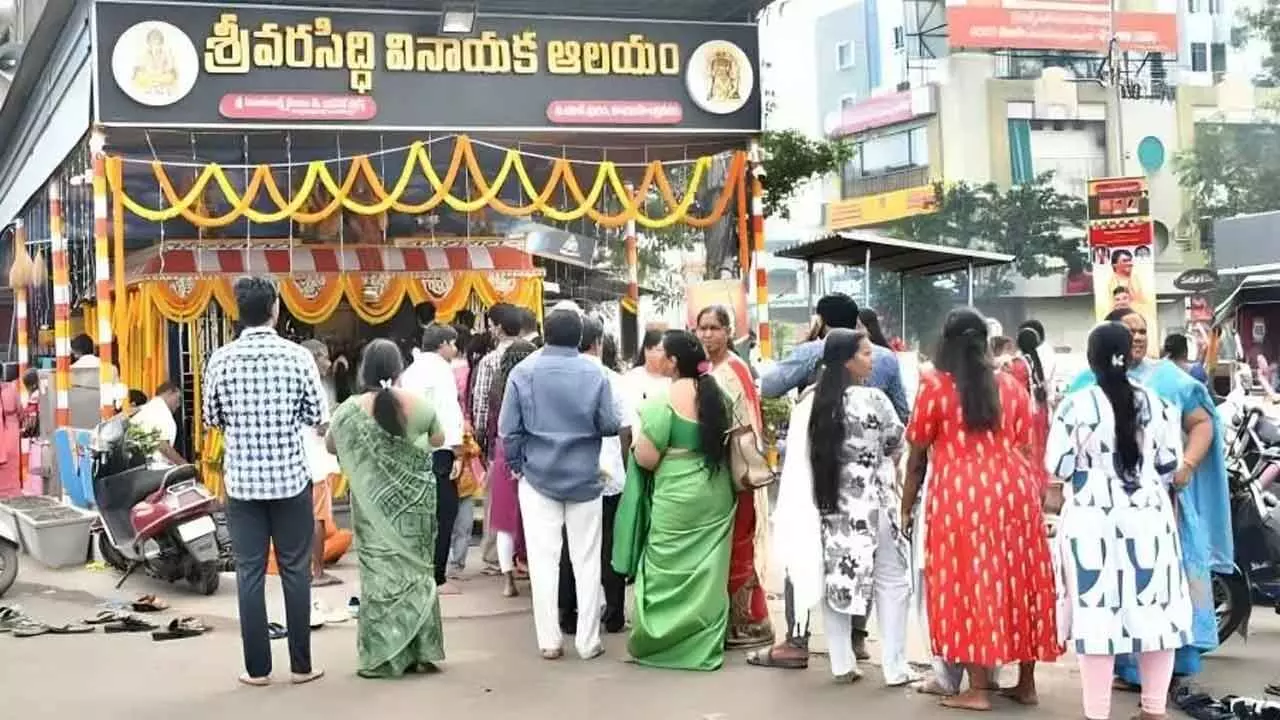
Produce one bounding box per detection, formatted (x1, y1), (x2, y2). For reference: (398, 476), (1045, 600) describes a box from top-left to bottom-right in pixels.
(685, 279), (749, 340)
(1090, 243), (1158, 332)
(1087, 177), (1158, 346)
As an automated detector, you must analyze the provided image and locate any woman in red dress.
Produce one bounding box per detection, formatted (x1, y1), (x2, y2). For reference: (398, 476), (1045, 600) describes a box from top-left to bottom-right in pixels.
(1005, 326), (1051, 492)
(902, 308), (1059, 711)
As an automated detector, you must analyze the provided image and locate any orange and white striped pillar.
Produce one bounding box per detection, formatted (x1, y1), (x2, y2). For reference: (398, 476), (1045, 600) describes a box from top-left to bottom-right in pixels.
(748, 141), (770, 359)
(91, 130), (115, 419)
(14, 220), (28, 404)
(50, 180), (71, 428)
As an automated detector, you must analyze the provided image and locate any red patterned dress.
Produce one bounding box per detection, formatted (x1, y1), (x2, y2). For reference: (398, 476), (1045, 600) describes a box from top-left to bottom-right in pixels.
(905, 370), (1060, 667)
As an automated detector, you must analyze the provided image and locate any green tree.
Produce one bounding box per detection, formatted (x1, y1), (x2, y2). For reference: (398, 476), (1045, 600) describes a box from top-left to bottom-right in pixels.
(1234, 0), (1280, 87)
(1173, 121), (1280, 253)
(875, 173), (1087, 343)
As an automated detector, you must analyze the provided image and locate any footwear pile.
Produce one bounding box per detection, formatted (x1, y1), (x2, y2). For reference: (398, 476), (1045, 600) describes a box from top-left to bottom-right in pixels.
(0, 596), (209, 642)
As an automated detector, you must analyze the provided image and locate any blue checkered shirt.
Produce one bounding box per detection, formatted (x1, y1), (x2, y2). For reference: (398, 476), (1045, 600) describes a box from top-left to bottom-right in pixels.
(202, 326), (327, 501)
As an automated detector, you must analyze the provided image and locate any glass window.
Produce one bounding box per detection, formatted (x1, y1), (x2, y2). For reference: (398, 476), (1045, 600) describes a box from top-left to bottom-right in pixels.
(1211, 43), (1227, 72)
(1191, 43), (1207, 72)
(893, 27), (905, 50)
(836, 41), (855, 69)
(860, 131), (912, 175)
(909, 127), (929, 166)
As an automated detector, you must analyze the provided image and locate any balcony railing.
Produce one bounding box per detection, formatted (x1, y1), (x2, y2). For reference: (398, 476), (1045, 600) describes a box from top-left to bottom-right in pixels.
(841, 165), (931, 199)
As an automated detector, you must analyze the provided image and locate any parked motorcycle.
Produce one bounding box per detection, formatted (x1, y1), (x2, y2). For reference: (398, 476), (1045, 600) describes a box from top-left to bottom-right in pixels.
(91, 417), (222, 595)
(0, 503), (17, 598)
(1215, 399), (1280, 642)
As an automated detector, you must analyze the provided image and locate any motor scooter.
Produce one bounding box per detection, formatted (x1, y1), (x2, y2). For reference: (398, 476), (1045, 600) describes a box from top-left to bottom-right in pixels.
(91, 417), (222, 595)
(0, 503), (17, 598)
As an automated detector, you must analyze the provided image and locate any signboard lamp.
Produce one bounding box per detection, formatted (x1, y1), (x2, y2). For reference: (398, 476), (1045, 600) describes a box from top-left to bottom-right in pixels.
(440, 1), (478, 35)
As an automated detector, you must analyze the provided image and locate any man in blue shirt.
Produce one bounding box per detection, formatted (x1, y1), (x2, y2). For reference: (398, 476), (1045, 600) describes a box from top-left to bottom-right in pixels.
(500, 309), (621, 661)
(749, 293), (909, 671)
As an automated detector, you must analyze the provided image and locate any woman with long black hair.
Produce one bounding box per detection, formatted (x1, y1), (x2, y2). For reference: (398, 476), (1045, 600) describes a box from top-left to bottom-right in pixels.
(1047, 322), (1189, 720)
(325, 339), (446, 678)
(901, 308), (1059, 711)
(858, 308), (892, 349)
(612, 329), (736, 671)
(772, 328), (913, 684)
(1007, 325), (1052, 491)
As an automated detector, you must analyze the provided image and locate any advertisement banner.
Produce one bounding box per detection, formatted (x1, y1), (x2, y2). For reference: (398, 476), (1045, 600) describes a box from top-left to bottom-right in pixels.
(826, 184), (939, 230)
(1088, 176), (1157, 340)
(685, 279), (749, 340)
(947, 1), (1178, 53)
(93, 0), (761, 132)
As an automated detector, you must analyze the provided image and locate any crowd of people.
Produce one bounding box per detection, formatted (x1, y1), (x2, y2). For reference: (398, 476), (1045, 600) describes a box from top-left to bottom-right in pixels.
(187, 273), (1237, 720)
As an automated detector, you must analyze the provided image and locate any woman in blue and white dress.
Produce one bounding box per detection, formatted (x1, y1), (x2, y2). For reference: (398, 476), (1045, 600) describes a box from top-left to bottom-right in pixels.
(1046, 322), (1192, 720)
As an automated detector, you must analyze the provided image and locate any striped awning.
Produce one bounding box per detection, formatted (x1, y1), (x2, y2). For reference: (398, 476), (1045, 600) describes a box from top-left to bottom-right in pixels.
(126, 242), (540, 281)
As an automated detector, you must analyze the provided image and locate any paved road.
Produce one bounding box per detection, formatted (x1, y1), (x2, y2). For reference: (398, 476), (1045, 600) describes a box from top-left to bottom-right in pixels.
(2, 559), (1278, 720)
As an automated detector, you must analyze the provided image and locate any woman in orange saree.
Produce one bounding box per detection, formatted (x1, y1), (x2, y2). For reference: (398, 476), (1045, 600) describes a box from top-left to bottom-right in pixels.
(697, 306), (774, 649)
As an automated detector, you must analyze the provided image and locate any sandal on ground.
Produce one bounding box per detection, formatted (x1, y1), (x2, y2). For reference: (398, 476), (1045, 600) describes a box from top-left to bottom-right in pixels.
(1114, 678), (1143, 693)
(238, 674), (270, 687)
(311, 573), (343, 588)
(918, 679), (957, 697)
(0, 606), (28, 632)
(46, 623), (94, 634)
(104, 615), (159, 633)
(1173, 688), (1234, 720)
(540, 648), (564, 660)
(85, 610), (126, 625)
(267, 622), (288, 640)
(479, 564), (503, 576)
(12, 620), (50, 638)
(1265, 685), (1280, 698)
(131, 594), (169, 613)
(745, 646), (809, 669)
(152, 617), (209, 641)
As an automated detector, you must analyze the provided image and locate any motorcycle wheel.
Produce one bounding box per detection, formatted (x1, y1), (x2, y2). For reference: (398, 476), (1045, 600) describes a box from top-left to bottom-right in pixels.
(97, 531), (129, 572)
(0, 541), (18, 598)
(1214, 571), (1251, 643)
(190, 563), (220, 596)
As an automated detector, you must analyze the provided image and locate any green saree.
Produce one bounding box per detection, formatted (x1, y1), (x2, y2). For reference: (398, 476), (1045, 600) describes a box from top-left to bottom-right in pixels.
(328, 399), (444, 678)
(612, 394), (736, 671)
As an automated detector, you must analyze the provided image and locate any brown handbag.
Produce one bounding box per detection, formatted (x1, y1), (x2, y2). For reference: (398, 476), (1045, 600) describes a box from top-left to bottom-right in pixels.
(725, 424), (778, 492)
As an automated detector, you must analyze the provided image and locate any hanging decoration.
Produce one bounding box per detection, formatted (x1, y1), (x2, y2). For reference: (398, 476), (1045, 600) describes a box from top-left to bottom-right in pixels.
(107, 136), (746, 231)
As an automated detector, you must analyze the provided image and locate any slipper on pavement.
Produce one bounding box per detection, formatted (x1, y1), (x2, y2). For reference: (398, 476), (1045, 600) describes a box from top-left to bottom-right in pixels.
(291, 669), (325, 685)
(131, 595), (169, 613)
(268, 622), (288, 640)
(238, 673), (270, 687)
(0, 606), (27, 633)
(12, 620), (50, 638)
(152, 617), (208, 641)
(104, 616), (159, 634)
(46, 623), (95, 635)
(85, 610), (125, 625)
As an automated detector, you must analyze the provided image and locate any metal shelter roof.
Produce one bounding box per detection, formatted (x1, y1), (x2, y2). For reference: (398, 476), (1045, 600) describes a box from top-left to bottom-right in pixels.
(774, 231), (1016, 277)
(219, 0), (768, 22)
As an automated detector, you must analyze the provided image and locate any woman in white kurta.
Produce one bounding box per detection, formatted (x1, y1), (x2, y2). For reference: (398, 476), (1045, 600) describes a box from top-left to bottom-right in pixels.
(772, 328), (913, 685)
(1045, 322), (1192, 720)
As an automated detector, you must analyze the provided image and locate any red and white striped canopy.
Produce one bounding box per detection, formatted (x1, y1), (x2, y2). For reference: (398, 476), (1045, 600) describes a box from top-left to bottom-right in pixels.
(126, 243), (539, 281)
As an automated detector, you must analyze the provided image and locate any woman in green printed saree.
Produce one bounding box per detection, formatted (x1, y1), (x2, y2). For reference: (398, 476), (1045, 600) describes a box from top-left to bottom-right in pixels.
(325, 339), (446, 679)
(613, 330), (736, 671)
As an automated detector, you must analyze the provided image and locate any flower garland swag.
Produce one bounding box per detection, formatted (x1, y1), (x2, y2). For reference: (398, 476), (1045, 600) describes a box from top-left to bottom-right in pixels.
(106, 137), (746, 231)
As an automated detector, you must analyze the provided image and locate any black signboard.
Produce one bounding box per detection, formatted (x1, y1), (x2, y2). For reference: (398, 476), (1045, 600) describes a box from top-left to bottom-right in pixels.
(93, 0), (762, 133)
(1173, 268), (1219, 293)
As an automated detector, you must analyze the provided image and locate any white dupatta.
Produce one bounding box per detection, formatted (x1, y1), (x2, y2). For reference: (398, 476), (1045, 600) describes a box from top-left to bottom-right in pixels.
(769, 392), (825, 615)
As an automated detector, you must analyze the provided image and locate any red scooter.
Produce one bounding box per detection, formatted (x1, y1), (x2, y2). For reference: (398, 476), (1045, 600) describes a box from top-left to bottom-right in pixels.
(91, 417), (222, 595)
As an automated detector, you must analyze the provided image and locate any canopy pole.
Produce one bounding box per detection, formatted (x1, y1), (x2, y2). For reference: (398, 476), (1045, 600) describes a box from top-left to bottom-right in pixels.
(749, 140), (770, 359)
(806, 260), (815, 317)
(900, 277), (907, 341)
(967, 260), (975, 305)
(863, 247), (871, 307)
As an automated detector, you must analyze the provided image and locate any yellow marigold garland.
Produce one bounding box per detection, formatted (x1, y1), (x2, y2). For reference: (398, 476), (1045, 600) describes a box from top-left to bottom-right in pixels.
(106, 135), (745, 231)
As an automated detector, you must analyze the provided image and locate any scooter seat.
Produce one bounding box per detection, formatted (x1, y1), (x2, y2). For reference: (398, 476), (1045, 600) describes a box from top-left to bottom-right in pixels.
(96, 467), (168, 513)
(160, 464), (199, 490)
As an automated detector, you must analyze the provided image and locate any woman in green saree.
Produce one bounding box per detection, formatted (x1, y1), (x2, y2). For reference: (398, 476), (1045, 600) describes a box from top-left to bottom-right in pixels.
(613, 330), (736, 671)
(325, 339), (446, 679)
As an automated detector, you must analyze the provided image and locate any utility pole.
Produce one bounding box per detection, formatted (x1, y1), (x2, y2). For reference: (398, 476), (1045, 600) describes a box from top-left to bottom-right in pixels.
(1104, 0), (1126, 176)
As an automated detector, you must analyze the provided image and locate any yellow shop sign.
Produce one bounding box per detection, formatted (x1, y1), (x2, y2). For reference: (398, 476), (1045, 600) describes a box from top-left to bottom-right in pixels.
(827, 184), (939, 230)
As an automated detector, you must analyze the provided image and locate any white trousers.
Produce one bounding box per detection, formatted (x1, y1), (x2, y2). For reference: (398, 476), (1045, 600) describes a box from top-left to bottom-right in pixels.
(496, 531), (517, 574)
(824, 518), (914, 683)
(518, 480), (603, 658)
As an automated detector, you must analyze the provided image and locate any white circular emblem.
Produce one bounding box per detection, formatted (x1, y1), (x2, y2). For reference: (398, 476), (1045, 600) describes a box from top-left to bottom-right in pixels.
(111, 21), (199, 107)
(685, 40), (754, 116)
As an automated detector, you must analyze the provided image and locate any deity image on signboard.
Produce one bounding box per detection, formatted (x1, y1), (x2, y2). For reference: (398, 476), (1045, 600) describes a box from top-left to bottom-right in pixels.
(111, 21), (199, 107)
(686, 40), (753, 115)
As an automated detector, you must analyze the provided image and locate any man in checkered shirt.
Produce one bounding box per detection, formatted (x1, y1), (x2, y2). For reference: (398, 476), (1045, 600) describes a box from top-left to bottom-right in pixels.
(203, 276), (327, 687)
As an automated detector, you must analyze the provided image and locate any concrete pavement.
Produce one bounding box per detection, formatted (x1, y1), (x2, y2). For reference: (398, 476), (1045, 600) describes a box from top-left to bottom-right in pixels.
(2, 554), (1279, 720)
